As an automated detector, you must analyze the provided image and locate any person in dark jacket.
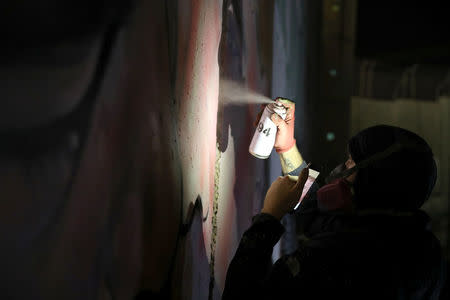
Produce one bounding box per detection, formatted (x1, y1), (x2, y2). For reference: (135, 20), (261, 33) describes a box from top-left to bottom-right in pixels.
(222, 100), (446, 299)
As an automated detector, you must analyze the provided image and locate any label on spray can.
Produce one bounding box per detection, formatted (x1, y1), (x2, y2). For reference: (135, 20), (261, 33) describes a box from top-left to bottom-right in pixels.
(249, 102), (287, 159)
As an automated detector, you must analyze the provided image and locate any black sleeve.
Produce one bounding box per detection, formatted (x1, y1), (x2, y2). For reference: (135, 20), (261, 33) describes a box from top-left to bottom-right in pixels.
(264, 253), (309, 299)
(222, 213), (284, 300)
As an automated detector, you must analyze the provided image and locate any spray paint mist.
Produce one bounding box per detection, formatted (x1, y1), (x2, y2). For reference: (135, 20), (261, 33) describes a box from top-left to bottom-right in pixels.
(219, 79), (273, 105)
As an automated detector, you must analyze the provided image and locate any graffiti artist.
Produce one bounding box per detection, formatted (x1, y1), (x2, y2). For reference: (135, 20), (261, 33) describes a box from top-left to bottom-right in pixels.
(222, 100), (446, 299)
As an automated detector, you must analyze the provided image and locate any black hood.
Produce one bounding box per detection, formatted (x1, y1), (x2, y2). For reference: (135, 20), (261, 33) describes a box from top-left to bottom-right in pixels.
(348, 125), (436, 211)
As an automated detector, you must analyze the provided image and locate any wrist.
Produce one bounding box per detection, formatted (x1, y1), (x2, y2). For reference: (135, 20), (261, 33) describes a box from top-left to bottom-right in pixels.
(275, 138), (296, 153)
(279, 144), (303, 175)
(261, 208), (283, 220)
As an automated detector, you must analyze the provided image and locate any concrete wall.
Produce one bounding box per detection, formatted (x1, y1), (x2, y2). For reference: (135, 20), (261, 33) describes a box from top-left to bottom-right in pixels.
(141, 0), (309, 298)
(114, 1), (309, 298)
(121, 0), (274, 298)
(0, 1), (309, 299)
(170, 1), (276, 298)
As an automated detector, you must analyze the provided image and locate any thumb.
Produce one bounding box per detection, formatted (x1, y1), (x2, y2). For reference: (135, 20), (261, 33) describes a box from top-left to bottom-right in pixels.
(270, 113), (287, 129)
(294, 167), (309, 193)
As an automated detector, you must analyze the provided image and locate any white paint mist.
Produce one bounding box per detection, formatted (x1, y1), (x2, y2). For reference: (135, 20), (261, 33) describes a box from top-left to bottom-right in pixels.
(219, 79), (273, 105)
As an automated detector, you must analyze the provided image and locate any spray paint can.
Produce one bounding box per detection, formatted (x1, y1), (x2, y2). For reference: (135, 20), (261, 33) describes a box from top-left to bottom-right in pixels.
(249, 102), (287, 159)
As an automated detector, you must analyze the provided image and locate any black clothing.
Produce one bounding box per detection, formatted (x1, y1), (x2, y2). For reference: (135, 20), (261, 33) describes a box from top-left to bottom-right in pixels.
(348, 125), (437, 210)
(223, 125), (444, 299)
(223, 210), (446, 300)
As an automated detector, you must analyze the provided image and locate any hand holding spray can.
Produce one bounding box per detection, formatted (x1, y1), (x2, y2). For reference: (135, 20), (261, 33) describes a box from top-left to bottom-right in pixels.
(249, 101), (287, 159)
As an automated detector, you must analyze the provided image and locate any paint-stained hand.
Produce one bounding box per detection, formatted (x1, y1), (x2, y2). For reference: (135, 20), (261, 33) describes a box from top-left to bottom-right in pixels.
(261, 168), (309, 220)
(253, 98), (296, 153)
(271, 98), (296, 153)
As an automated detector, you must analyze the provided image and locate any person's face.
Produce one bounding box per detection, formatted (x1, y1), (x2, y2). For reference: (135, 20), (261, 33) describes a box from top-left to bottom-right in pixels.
(345, 154), (357, 183)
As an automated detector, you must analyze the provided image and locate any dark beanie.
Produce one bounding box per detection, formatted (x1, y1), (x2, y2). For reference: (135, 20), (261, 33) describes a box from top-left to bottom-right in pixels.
(348, 125), (437, 211)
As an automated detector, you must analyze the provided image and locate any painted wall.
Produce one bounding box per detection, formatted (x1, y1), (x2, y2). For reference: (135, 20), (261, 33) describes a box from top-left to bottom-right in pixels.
(170, 1), (276, 298)
(118, 0), (273, 298)
(167, 1), (311, 298)
(0, 1), (309, 299)
(114, 1), (306, 298)
(15, 1), (447, 299)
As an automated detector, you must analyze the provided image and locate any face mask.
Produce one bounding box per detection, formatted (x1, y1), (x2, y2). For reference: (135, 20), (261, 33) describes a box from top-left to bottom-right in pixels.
(316, 141), (423, 212)
(317, 178), (353, 212)
(324, 163), (347, 184)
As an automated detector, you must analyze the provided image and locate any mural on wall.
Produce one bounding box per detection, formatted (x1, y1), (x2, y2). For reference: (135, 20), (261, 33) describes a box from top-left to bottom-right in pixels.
(169, 0), (223, 298)
(167, 0), (282, 299)
(214, 0), (274, 297)
(171, 0), (272, 297)
(270, 0), (307, 256)
(167, 1), (307, 299)
(0, 1), (182, 299)
(6, 1), (449, 299)
(0, 0), (308, 299)
(124, 1), (182, 295)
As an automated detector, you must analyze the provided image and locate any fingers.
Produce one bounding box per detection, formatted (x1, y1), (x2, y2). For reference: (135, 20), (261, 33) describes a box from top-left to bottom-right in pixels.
(277, 176), (295, 189)
(282, 175), (298, 188)
(294, 167), (309, 193)
(275, 98), (295, 123)
(270, 113), (287, 129)
(276, 98), (295, 113)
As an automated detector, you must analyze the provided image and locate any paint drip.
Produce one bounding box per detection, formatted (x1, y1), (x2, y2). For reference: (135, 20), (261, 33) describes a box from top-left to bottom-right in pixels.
(219, 79), (273, 105)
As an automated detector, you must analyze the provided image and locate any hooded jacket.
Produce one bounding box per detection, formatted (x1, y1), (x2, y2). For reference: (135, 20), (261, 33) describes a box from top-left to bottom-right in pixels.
(222, 210), (445, 300)
(223, 125), (446, 299)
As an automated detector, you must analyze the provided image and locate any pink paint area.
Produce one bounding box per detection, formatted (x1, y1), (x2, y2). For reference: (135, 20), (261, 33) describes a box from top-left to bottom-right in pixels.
(175, 0), (221, 259)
